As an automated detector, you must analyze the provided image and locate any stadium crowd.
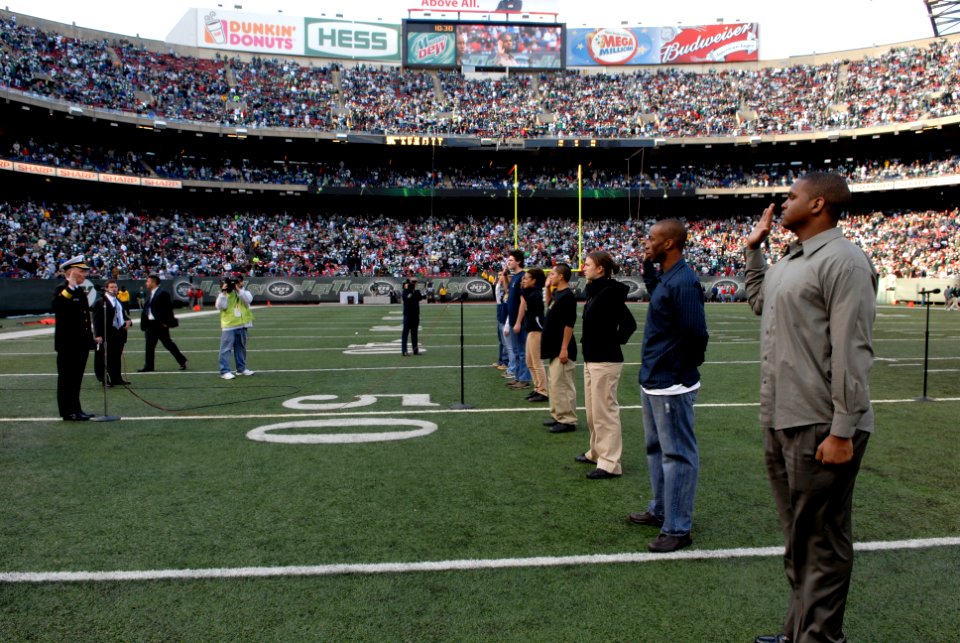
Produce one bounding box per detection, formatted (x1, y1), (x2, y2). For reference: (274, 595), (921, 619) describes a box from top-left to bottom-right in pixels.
(2, 202), (957, 281)
(3, 14), (960, 138)
(6, 135), (960, 191)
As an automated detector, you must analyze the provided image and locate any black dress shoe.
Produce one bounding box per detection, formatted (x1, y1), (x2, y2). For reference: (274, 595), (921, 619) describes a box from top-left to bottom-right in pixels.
(527, 393), (549, 403)
(754, 635), (791, 643)
(549, 423), (576, 433)
(586, 468), (621, 479)
(179, 361), (188, 371)
(574, 453), (595, 464)
(62, 413), (90, 421)
(137, 367), (154, 373)
(628, 511), (665, 527)
(543, 418), (559, 426)
(648, 532), (692, 553)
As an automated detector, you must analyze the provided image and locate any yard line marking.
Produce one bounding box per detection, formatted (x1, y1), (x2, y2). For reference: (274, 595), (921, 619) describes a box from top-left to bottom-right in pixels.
(3, 397), (958, 423)
(2, 537), (958, 584)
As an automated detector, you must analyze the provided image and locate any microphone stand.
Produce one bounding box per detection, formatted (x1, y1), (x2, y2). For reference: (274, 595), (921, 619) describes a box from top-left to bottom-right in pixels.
(449, 292), (474, 410)
(913, 288), (940, 402)
(90, 293), (121, 422)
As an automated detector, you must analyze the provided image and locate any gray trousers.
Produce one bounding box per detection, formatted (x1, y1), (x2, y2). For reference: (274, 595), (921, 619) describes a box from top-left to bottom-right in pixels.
(763, 425), (869, 643)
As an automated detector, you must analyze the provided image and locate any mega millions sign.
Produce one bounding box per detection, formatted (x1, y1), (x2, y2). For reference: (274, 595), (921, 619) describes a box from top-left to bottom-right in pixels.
(567, 23), (759, 66)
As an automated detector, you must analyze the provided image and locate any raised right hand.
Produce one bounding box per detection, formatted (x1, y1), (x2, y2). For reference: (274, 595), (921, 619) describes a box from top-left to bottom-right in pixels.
(746, 203), (776, 250)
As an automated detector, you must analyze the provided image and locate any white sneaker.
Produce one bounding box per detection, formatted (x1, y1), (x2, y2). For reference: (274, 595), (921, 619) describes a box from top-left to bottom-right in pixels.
(239, 369), (255, 376)
(221, 372), (236, 380)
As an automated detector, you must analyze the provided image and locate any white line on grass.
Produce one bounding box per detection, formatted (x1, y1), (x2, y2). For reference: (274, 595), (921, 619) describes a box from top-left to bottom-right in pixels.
(2, 537), (958, 584)
(5, 356), (959, 378)
(3, 397), (958, 423)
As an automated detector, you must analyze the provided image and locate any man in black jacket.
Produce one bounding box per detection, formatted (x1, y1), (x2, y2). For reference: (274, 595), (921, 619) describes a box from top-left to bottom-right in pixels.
(52, 255), (95, 421)
(93, 279), (133, 386)
(401, 277), (423, 356)
(139, 274), (188, 372)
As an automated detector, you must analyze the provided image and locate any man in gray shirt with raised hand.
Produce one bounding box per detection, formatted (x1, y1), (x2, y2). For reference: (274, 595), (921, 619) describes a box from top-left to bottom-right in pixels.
(745, 172), (877, 643)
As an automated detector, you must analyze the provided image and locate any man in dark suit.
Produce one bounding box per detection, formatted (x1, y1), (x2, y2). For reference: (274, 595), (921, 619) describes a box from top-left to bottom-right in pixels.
(401, 277), (423, 356)
(52, 255), (95, 421)
(93, 279), (133, 386)
(139, 274), (188, 372)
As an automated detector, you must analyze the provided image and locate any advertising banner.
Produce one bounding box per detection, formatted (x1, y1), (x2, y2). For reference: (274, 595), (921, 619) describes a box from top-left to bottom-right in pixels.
(405, 23), (457, 66)
(197, 8), (305, 55)
(411, 0), (559, 12)
(567, 23), (759, 66)
(56, 168), (98, 182)
(305, 19), (401, 61)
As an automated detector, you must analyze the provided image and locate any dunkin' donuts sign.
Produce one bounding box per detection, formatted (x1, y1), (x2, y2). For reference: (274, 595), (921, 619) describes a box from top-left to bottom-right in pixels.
(197, 9), (305, 55)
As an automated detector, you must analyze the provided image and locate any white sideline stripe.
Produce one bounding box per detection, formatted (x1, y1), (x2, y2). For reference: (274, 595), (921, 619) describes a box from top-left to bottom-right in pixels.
(2, 537), (958, 584)
(3, 397), (959, 423)
(5, 357), (960, 378)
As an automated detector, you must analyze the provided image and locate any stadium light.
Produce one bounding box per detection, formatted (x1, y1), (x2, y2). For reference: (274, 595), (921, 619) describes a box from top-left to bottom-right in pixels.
(154, 120), (167, 130)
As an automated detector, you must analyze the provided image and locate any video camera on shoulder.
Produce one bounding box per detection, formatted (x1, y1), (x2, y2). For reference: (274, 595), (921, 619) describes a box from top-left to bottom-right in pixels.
(221, 276), (238, 293)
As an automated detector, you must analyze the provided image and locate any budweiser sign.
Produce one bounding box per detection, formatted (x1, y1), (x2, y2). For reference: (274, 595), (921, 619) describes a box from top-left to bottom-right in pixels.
(660, 23), (758, 64)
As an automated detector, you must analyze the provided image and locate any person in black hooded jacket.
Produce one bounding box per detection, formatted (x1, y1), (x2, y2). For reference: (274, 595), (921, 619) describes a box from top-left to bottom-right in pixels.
(576, 251), (637, 479)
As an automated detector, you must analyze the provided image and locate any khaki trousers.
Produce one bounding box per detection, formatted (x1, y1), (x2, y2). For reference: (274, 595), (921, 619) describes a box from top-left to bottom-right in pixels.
(525, 331), (547, 394)
(583, 361), (624, 474)
(547, 357), (577, 425)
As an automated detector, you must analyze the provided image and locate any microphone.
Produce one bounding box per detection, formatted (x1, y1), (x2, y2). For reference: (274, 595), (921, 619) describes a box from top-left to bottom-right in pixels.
(918, 288), (941, 295)
(458, 292), (469, 302)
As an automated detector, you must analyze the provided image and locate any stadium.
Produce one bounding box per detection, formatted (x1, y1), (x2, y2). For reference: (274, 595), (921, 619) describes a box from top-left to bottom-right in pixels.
(1, 0), (958, 639)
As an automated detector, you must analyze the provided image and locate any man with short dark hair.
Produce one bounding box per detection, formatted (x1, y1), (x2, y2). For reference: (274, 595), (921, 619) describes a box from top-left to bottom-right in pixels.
(401, 277), (423, 356)
(541, 263), (578, 432)
(139, 274), (188, 372)
(93, 279), (132, 387)
(504, 249), (531, 388)
(745, 172), (877, 643)
(629, 219), (709, 553)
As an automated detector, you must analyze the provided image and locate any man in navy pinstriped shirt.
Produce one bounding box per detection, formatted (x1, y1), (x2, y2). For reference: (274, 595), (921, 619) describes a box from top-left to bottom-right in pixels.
(628, 218), (709, 554)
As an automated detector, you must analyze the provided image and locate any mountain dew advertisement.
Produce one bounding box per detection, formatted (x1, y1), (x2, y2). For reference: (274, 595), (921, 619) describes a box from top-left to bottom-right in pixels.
(406, 30), (456, 66)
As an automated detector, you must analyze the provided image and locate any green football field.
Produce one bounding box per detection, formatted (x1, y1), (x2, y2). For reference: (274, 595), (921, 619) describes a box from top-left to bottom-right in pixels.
(1, 302), (958, 641)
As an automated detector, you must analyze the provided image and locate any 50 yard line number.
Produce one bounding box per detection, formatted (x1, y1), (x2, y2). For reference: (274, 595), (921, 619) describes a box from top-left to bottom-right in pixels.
(246, 393), (439, 444)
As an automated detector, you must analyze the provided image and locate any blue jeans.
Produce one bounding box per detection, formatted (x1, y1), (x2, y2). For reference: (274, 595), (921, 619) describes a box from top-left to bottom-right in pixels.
(509, 326), (530, 382)
(642, 389), (699, 536)
(497, 321), (508, 365)
(502, 323), (515, 374)
(219, 327), (248, 374)
(496, 303), (508, 365)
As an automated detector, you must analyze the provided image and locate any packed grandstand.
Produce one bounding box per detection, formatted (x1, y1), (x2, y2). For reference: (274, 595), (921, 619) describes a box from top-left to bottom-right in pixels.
(1, 9), (959, 287)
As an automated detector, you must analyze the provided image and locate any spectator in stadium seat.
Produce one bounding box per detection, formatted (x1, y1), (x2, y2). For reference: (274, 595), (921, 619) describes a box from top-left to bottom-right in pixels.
(576, 251), (636, 480)
(541, 263), (578, 433)
(629, 220), (709, 554)
(745, 173), (877, 643)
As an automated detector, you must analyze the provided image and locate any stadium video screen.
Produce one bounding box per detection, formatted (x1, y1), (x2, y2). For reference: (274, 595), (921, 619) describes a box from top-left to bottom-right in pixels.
(404, 22), (564, 70)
